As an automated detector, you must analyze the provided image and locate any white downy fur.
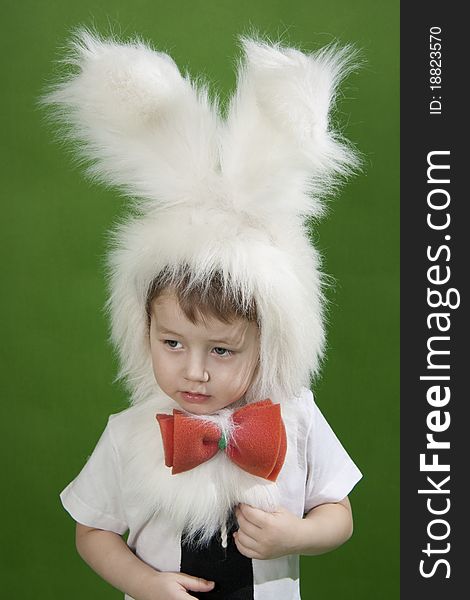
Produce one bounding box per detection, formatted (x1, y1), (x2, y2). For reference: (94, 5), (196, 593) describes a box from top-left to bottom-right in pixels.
(41, 29), (359, 407)
(116, 392), (280, 545)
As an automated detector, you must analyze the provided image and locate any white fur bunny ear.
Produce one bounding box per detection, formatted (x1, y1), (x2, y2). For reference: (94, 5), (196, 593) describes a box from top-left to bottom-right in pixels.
(221, 37), (361, 221)
(41, 28), (220, 209)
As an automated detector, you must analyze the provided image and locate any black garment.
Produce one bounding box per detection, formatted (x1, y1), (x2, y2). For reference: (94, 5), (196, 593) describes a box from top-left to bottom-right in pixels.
(180, 518), (254, 600)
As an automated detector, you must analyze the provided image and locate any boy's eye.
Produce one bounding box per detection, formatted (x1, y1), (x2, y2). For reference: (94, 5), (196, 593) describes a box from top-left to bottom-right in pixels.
(164, 340), (182, 349)
(212, 347), (232, 357)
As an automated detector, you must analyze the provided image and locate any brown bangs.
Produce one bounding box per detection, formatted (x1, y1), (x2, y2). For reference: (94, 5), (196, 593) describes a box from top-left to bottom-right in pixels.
(145, 268), (257, 325)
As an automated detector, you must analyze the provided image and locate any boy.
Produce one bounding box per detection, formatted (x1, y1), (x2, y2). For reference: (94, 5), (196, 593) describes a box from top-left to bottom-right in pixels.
(45, 30), (362, 599)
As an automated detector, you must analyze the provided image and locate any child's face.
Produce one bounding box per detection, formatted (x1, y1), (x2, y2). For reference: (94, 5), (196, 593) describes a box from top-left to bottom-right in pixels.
(149, 290), (260, 415)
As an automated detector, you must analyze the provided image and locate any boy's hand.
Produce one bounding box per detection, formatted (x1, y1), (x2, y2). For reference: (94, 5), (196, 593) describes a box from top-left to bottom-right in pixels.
(234, 504), (303, 560)
(140, 571), (215, 600)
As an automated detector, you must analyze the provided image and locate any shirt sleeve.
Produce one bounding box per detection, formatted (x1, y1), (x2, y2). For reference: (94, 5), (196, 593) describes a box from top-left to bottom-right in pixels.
(60, 417), (128, 534)
(304, 393), (362, 512)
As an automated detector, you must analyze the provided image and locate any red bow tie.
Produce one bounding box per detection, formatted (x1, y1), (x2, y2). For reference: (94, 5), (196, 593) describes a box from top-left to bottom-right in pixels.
(156, 400), (287, 482)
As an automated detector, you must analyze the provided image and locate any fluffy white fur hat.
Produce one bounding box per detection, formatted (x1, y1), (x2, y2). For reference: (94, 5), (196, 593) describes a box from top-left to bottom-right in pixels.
(43, 29), (359, 406)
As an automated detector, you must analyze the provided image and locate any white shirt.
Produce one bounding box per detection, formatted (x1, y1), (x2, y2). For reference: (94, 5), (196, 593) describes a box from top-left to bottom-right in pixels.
(60, 388), (362, 599)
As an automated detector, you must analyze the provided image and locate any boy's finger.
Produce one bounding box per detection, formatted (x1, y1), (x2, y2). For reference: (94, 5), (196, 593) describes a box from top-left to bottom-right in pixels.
(234, 529), (258, 550)
(236, 510), (262, 539)
(178, 574), (215, 592)
(238, 503), (269, 527)
(233, 531), (262, 559)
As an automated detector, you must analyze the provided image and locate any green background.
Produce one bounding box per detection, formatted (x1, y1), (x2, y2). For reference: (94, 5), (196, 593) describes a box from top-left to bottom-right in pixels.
(1, 0), (399, 598)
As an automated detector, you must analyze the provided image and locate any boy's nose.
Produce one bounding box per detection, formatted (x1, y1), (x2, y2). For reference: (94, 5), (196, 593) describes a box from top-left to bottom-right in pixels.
(184, 354), (209, 383)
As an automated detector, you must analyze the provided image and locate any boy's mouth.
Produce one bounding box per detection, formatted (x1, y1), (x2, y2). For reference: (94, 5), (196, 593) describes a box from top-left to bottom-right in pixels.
(180, 391), (211, 403)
